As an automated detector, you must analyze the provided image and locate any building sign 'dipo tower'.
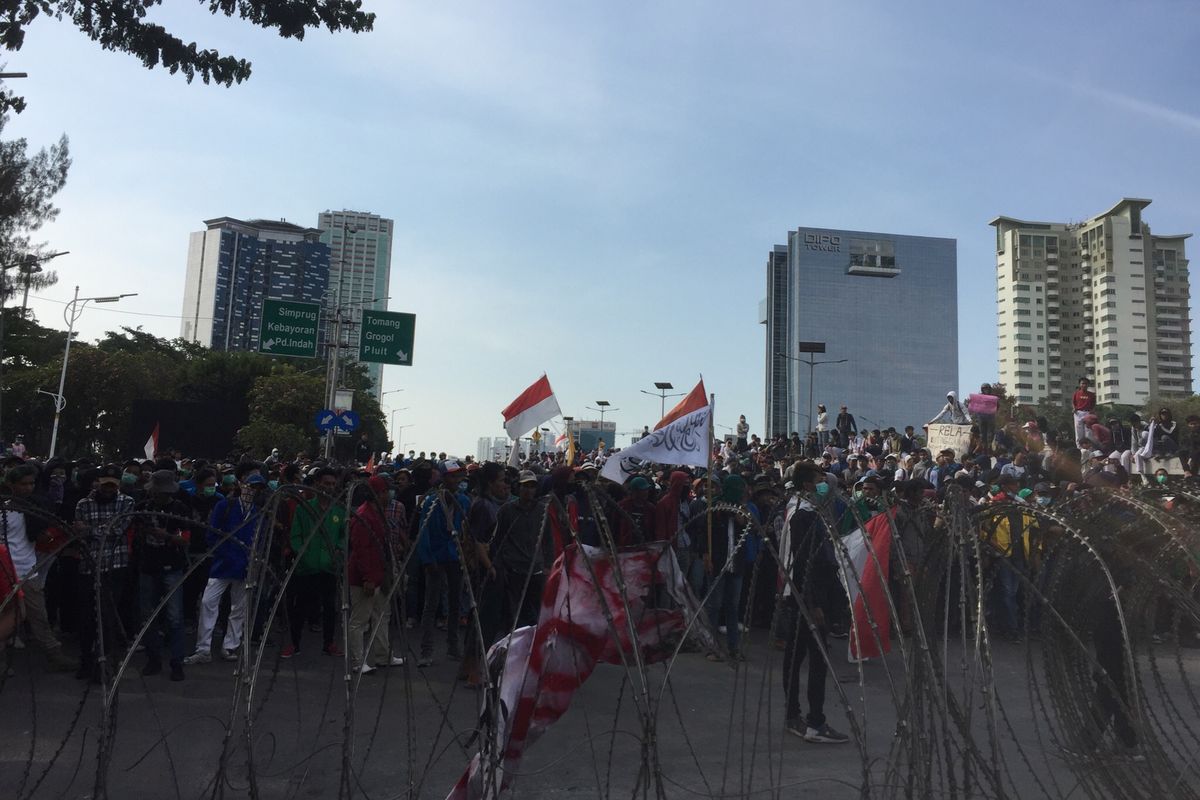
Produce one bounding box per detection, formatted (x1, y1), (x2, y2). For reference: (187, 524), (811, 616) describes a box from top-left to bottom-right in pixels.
(991, 199), (1192, 406)
(761, 227), (958, 439)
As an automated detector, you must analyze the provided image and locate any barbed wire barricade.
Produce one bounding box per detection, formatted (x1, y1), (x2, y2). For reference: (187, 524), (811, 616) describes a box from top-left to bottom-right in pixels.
(1, 478), (1199, 798)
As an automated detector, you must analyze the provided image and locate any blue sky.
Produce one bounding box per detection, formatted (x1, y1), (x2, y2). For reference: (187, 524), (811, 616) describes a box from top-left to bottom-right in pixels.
(8, 1), (1200, 456)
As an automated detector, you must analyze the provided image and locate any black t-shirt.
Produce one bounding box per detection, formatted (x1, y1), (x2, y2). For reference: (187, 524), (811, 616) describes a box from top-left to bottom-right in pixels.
(133, 498), (192, 573)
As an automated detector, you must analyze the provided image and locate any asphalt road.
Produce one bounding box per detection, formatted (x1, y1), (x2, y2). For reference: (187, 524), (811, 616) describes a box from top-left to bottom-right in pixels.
(2, 625), (1198, 799)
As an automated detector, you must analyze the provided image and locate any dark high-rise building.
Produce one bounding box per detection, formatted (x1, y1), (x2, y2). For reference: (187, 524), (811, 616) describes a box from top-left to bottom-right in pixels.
(180, 217), (330, 352)
(761, 227), (958, 438)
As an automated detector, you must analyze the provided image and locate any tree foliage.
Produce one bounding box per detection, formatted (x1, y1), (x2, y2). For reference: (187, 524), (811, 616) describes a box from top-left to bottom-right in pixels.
(0, 109), (69, 269)
(0, 0), (375, 111)
(2, 316), (388, 461)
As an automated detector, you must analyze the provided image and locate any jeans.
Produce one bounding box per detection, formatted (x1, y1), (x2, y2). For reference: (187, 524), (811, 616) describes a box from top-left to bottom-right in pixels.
(702, 569), (743, 654)
(288, 572), (337, 650)
(1092, 597), (1136, 747)
(779, 597), (828, 728)
(977, 413), (996, 453)
(419, 562), (462, 658)
(989, 559), (1021, 636)
(505, 568), (544, 630)
(77, 568), (128, 672)
(139, 569), (186, 663)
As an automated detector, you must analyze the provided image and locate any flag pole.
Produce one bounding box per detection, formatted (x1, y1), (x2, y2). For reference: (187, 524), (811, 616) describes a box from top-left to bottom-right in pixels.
(706, 391), (715, 576)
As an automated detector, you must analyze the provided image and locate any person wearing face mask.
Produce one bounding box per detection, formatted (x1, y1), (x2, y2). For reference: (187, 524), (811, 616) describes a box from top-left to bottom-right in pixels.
(778, 464), (848, 744)
(982, 475), (1032, 642)
(38, 458), (77, 637)
(133, 470), (191, 680)
(1153, 468), (1170, 486)
(182, 468), (220, 628)
(700, 474), (753, 661)
(120, 460), (146, 502)
(73, 464), (137, 682)
(285, 467), (347, 659)
(415, 461), (470, 667)
(1026, 482), (1063, 637)
(183, 467), (266, 665)
(348, 476), (405, 674)
(1, 465), (77, 671)
(218, 468), (238, 497)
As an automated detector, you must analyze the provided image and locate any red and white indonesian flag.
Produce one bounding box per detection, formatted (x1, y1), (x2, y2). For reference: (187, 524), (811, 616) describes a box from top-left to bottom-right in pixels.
(833, 508), (896, 662)
(446, 542), (711, 800)
(502, 375), (561, 440)
(600, 379), (708, 484)
(143, 422), (160, 460)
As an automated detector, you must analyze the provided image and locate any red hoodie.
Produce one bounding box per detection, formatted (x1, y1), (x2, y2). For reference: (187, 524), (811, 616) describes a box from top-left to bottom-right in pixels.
(348, 500), (389, 587)
(653, 471), (691, 543)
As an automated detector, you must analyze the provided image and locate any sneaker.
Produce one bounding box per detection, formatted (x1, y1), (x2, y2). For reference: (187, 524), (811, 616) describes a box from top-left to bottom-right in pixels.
(141, 659), (162, 677)
(376, 655), (406, 667)
(358, 663), (377, 675)
(785, 719), (806, 738)
(170, 663), (185, 682)
(1117, 743), (1147, 763)
(717, 625), (727, 634)
(324, 643), (344, 657)
(417, 656), (433, 668)
(221, 649), (238, 662)
(804, 724), (849, 744)
(280, 644), (298, 659)
(183, 651), (212, 665)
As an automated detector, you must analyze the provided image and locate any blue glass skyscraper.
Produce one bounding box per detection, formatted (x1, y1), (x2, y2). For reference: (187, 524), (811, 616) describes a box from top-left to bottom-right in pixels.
(761, 227), (958, 438)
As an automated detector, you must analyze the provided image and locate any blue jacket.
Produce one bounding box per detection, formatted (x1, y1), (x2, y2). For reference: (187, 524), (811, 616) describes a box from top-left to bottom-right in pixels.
(417, 489), (470, 565)
(207, 497), (261, 580)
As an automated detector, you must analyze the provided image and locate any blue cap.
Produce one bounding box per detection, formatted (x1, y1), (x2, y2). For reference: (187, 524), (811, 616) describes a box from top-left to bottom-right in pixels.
(245, 474), (267, 485)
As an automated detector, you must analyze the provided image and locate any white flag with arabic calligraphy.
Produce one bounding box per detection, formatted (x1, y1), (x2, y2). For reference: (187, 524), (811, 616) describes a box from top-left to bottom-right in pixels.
(599, 404), (710, 484)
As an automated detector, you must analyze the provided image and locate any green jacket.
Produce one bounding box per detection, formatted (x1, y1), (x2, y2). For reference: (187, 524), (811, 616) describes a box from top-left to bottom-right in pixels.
(290, 498), (347, 576)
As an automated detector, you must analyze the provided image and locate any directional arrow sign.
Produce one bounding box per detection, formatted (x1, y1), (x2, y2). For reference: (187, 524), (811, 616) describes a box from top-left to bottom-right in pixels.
(335, 410), (360, 432)
(260, 299), (321, 358)
(314, 409), (338, 432)
(358, 310), (416, 366)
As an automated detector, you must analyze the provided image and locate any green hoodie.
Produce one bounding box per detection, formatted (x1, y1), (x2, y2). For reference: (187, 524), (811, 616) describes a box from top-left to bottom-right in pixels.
(290, 497), (347, 576)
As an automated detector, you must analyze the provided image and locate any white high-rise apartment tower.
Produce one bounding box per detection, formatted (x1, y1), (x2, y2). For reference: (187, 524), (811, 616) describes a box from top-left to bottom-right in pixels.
(317, 210), (395, 399)
(991, 199), (1191, 406)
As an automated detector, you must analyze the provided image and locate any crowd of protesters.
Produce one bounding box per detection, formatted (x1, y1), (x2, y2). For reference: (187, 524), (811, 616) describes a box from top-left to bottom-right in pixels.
(0, 381), (1194, 749)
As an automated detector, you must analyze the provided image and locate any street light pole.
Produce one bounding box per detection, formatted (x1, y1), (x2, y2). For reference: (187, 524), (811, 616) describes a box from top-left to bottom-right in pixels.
(388, 407), (410, 439)
(640, 381), (685, 422)
(48, 286), (137, 456)
(776, 343), (847, 435)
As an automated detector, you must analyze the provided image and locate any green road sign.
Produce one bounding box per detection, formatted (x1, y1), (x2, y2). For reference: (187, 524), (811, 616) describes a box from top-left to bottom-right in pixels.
(359, 310), (415, 366)
(259, 298), (321, 358)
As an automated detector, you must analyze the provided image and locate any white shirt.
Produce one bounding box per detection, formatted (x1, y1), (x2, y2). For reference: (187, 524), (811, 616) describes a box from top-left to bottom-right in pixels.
(2, 511), (38, 580)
